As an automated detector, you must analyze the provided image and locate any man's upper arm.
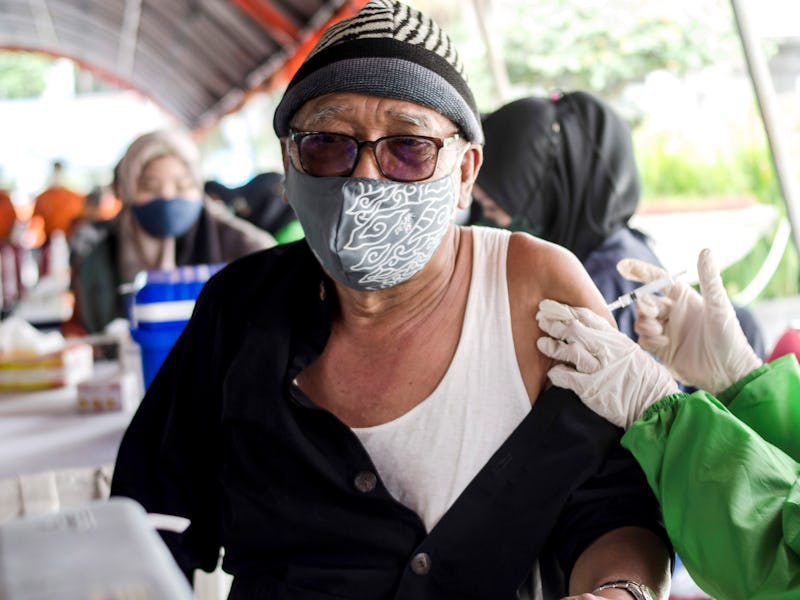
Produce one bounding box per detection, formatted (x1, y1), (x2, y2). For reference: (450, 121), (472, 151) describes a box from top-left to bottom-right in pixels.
(545, 435), (673, 595)
(542, 242), (616, 326)
(509, 232), (616, 328)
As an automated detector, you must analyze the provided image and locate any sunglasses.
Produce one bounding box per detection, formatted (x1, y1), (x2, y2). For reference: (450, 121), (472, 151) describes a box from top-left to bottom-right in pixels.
(289, 130), (460, 182)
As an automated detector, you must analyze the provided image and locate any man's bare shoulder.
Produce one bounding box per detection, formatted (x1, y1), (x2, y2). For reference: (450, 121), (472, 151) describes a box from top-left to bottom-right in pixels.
(507, 232), (585, 291)
(507, 231), (612, 323)
(508, 231), (579, 263)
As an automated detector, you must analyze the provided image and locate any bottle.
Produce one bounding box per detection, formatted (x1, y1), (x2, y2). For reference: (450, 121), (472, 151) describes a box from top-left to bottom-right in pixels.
(1, 244), (18, 309)
(18, 248), (39, 293)
(46, 229), (71, 290)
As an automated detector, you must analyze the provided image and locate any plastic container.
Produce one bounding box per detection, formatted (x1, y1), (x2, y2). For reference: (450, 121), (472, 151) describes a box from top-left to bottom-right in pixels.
(130, 324), (187, 390)
(129, 264), (224, 389)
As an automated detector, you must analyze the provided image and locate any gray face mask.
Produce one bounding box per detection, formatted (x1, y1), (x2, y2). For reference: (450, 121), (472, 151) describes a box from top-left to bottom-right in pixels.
(286, 164), (456, 291)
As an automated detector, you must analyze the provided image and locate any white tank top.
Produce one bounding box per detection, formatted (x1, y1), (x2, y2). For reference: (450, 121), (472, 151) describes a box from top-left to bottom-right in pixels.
(352, 226), (531, 532)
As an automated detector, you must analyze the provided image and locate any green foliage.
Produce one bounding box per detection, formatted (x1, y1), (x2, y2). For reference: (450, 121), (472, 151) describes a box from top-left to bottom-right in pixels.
(496, 0), (737, 100)
(735, 143), (782, 204)
(0, 52), (53, 99)
(637, 135), (781, 203)
(636, 134), (798, 300)
(412, 0), (799, 302)
(721, 220), (800, 301)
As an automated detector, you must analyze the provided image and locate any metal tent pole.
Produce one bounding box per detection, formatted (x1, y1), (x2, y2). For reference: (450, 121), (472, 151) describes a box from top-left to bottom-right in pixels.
(731, 0), (800, 254)
(470, 0), (511, 106)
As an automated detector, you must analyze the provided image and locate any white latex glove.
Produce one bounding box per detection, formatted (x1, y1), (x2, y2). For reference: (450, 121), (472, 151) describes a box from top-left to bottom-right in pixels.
(617, 248), (763, 395)
(536, 299), (679, 429)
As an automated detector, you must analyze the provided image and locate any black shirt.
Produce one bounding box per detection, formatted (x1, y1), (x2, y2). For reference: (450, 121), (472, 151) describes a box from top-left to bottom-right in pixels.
(111, 239), (669, 599)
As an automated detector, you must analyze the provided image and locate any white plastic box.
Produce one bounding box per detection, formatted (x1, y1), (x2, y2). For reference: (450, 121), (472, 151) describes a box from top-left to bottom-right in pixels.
(0, 498), (193, 599)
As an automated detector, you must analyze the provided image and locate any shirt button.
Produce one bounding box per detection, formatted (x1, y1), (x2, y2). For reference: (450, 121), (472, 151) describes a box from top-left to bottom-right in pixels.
(410, 552), (431, 575)
(353, 471), (377, 493)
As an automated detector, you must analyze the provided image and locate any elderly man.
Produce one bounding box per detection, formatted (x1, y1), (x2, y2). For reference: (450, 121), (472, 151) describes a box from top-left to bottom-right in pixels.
(111, 2), (671, 598)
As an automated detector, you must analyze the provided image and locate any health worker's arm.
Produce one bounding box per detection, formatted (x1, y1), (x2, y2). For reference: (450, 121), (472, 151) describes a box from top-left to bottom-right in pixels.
(536, 297), (800, 600)
(722, 353), (800, 462)
(623, 372), (800, 600)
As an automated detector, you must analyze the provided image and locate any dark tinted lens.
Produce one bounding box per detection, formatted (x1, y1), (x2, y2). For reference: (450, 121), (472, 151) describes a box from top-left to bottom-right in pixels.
(298, 133), (357, 177)
(377, 136), (438, 182)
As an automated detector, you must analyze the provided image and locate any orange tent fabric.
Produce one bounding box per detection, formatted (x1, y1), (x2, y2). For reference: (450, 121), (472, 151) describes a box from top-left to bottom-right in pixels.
(33, 185), (85, 238)
(0, 190), (17, 243)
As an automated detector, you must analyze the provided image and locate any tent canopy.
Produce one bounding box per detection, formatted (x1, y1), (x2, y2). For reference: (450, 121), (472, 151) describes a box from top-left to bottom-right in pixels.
(0, 0), (369, 129)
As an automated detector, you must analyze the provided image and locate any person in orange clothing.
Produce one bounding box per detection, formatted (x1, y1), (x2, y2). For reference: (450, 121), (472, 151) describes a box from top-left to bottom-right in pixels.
(32, 160), (85, 239)
(0, 189), (17, 244)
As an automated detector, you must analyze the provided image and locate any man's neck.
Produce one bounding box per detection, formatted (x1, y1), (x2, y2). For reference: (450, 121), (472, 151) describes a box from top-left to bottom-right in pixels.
(332, 225), (466, 335)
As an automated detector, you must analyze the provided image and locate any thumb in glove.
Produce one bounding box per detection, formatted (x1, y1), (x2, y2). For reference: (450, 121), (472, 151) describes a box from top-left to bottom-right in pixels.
(536, 299), (679, 429)
(694, 248), (762, 392)
(616, 250), (762, 395)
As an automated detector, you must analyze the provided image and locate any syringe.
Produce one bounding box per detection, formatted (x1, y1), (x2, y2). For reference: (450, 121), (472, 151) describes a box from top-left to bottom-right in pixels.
(607, 270), (686, 311)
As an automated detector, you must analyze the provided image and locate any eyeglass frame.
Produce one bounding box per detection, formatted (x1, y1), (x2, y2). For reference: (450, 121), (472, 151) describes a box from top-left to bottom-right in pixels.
(287, 129), (461, 182)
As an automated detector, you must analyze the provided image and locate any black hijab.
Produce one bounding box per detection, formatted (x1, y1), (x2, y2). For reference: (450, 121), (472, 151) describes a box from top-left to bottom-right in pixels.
(476, 91), (640, 261)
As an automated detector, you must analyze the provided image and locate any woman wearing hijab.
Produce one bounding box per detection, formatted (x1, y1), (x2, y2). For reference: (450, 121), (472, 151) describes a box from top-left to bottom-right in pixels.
(474, 91), (764, 354)
(69, 129), (275, 334)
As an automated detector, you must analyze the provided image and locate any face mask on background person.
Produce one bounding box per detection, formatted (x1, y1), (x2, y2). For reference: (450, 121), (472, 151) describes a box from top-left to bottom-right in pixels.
(130, 152), (203, 238)
(286, 164), (456, 291)
(131, 197), (203, 238)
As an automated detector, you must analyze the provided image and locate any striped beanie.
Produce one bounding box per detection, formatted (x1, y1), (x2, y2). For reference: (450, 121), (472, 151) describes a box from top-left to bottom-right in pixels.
(273, 0), (483, 143)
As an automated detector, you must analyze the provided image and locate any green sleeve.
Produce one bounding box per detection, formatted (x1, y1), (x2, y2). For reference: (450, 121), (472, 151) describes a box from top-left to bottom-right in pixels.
(719, 354), (800, 462)
(622, 391), (800, 600)
(273, 219), (304, 244)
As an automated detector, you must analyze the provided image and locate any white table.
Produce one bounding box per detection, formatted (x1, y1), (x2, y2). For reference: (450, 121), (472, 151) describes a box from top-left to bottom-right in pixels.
(0, 364), (137, 478)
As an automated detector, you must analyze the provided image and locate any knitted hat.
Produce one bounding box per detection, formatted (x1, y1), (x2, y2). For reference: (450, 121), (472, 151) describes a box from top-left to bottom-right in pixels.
(116, 129), (202, 204)
(273, 0), (483, 143)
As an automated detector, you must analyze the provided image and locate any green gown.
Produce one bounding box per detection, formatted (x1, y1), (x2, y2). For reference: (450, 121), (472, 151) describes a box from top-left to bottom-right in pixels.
(623, 354), (800, 600)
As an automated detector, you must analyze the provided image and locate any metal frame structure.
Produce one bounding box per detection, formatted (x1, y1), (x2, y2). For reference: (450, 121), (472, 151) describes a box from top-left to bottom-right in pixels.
(2, 0), (799, 258)
(731, 0), (800, 254)
(0, 0), (369, 130)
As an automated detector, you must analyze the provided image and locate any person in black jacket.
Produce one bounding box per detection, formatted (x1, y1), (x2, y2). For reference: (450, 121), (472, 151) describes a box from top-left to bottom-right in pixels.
(111, 2), (672, 598)
(204, 172), (302, 243)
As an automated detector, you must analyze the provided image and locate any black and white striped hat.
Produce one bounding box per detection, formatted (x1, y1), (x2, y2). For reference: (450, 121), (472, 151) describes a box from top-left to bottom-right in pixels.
(273, 0), (483, 143)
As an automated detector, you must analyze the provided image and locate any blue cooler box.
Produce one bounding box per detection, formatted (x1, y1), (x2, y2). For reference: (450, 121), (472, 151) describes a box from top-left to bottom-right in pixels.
(130, 264), (224, 389)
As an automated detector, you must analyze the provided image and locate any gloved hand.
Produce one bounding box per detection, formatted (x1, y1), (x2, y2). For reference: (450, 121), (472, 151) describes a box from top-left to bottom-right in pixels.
(617, 248), (763, 395)
(536, 299), (679, 429)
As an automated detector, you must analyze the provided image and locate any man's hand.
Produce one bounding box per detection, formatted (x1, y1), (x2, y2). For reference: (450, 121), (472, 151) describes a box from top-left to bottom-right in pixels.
(617, 248), (762, 395)
(536, 299), (678, 428)
(560, 594), (618, 599)
(563, 527), (670, 599)
(561, 594), (641, 600)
